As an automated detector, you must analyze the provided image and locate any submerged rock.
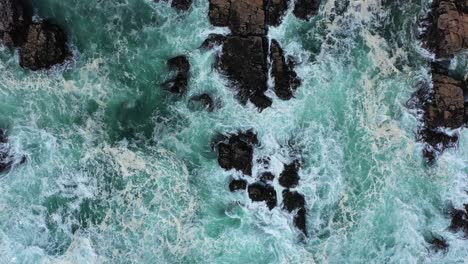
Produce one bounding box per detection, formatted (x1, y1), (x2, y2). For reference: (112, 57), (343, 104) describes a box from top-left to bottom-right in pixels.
(282, 190), (307, 235)
(218, 36), (271, 109)
(449, 204), (468, 235)
(0, 128), (26, 173)
(229, 178), (247, 192)
(248, 182), (277, 210)
(154, 0), (192, 11)
(164, 55), (190, 94)
(0, 0), (31, 47)
(427, 234), (449, 253)
(19, 21), (70, 71)
(278, 160), (300, 188)
(270, 39), (301, 100)
(200, 33), (226, 49)
(216, 131), (258, 176)
(188, 93), (215, 112)
(293, 0), (321, 21)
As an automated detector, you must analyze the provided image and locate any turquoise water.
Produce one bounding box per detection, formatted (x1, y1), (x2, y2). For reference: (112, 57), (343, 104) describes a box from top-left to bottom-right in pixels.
(1, 0), (468, 263)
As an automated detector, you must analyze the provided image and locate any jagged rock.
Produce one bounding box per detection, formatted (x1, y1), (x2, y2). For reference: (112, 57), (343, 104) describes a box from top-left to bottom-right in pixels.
(19, 21), (70, 71)
(270, 39), (301, 100)
(0, 128), (26, 173)
(282, 190), (307, 235)
(259, 172), (274, 182)
(266, 0), (290, 27)
(164, 55), (190, 94)
(209, 0), (266, 36)
(216, 131), (258, 176)
(278, 160), (300, 188)
(248, 182), (277, 210)
(229, 179), (247, 192)
(420, 128), (458, 162)
(218, 36), (271, 109)
(188, 93), (215, 112)
(449, 204), (468, 235)
(0, 0), (31, 47)
(293, 0), (320, 21)
(423, 0), (468, 58)
(200, 33), (226, 49)
(427, 235), (449, 252)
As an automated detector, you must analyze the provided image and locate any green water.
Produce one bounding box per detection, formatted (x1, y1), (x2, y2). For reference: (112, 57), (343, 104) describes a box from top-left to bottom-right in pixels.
(1, 0), (468, 263)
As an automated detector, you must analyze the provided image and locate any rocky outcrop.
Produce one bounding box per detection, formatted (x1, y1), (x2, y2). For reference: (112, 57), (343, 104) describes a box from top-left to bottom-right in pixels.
(449, 204), (468, 235)
(19, 22), (70, 71)
(422, 0), (468, 58)
(206, 0), (305, 110)
(154, 0), (192, 11)
(0, 0), (31, 47)
(270, 39), (301, 100)
(189, 93), (215, 112)
(215, 131), (258, 175)
(278, 160), (300, 188)
(282, 190), (307, 235)
(248, 182), (277, 210)
(293, 0), (321, 21)
(0, 0), (71, 70)
(164, 55), (190, 94)
(0, 128), (26, 173)
(229, 179), (247, 192)
(200, 34), (226, 49)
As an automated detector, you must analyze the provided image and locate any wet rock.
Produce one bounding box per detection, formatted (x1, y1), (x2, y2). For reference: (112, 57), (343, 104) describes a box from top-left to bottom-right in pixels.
(200, 33), (226, 49)
(278, 160), (300, 188)
(229, 179), (247, 192)
(154, 0), (192, 11)
(209, 0), (266, 36)
(189, 93), (215, 112)
(282, 190), (307, 235)
(427, 234), (449, 252)
(420, 128), (458, 163)
(293, 0), (321, 21)
(266, 0), (290, 27)
(449, 204), (468, 235)
(423, 0), (468, 58)
(0, 0), (31, 47)
(248, 182), (277, 210)
(270, 39), (301, 100)
(19, 21), (70, 71)
(216, 131), (258, 176)
(218, 36), (270, 109)
(0, 129), (26, 173)
(259, 172), (275, 183)
(164, 55), (190, 94)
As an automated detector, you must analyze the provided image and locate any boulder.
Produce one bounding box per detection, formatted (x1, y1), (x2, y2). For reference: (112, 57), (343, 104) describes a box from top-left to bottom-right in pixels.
(0, 0), (31, 47)
(259, 171), (275, 182)
(278, 160), (300, 188)
(282, 190), (307, 235)
(449, 204), (468, 235)
(188, 93), (215, 112)
(164, 55), (190, 94)
(200, 33), (226, 49)
(154, 0), (192, 11)
(19, 21), (70, 71)
(266, 0), (290, 27)
(218, 36), (271, 109)
(209, 0), (266, 35)
(270, 39), (301, 100)
(216, 131), (258, 176)
(248, 182), (277, 210)
(293, 0), (320, 21)
(427, 235), (449, 252)
(229, 179), (247, 192)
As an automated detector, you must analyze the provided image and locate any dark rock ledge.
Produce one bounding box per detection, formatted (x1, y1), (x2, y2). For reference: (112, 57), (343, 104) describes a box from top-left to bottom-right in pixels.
(0, 0), (71, 70)
(214, 131), (307, 235)
(205, 0), (314, 110)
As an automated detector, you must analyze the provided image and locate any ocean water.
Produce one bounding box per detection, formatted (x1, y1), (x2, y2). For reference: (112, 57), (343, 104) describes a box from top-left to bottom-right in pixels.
(1, 0), (468, 263)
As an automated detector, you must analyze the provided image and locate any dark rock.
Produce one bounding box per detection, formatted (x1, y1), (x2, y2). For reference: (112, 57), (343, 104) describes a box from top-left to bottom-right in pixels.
(189, 93), (215, 112)
(278, 160), (300, 188)
(200, 33), (226, 49)
(164, 55), (190, 94)
(420, 128), (458, 163)
(293, 0), (320, 21)
(0, 0), (31, 47)
(282, 190), (307, 235)
(259, 172), (275, 182)
(449, 204), (468, 235)
(248, 182), (277, 210)
(256, 157), (271, 169)
(270, 39), (301, 100)
(229, 179), (247, 192)
(0, 128), (25, 173)
(266, 0), (290, 27)
(154, 0), (192, 11)
(19, 21), (70, 71)
(209, 0), (266, 36)
(216, 131), (258, 175)
(427, 234), (449, 252)
(218, 36), (270, 109)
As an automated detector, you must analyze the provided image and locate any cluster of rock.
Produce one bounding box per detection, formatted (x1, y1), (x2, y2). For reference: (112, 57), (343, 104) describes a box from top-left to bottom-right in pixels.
(0, 0), (71, 70)
(0, 129), (25, 173)
(204, 0), (319, 110)
(214, 131), (307, 236)
(417, 0), (468, 162)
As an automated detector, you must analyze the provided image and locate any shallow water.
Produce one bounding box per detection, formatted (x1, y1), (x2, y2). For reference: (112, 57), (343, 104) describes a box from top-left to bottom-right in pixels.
(1, 0), (468, 263)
